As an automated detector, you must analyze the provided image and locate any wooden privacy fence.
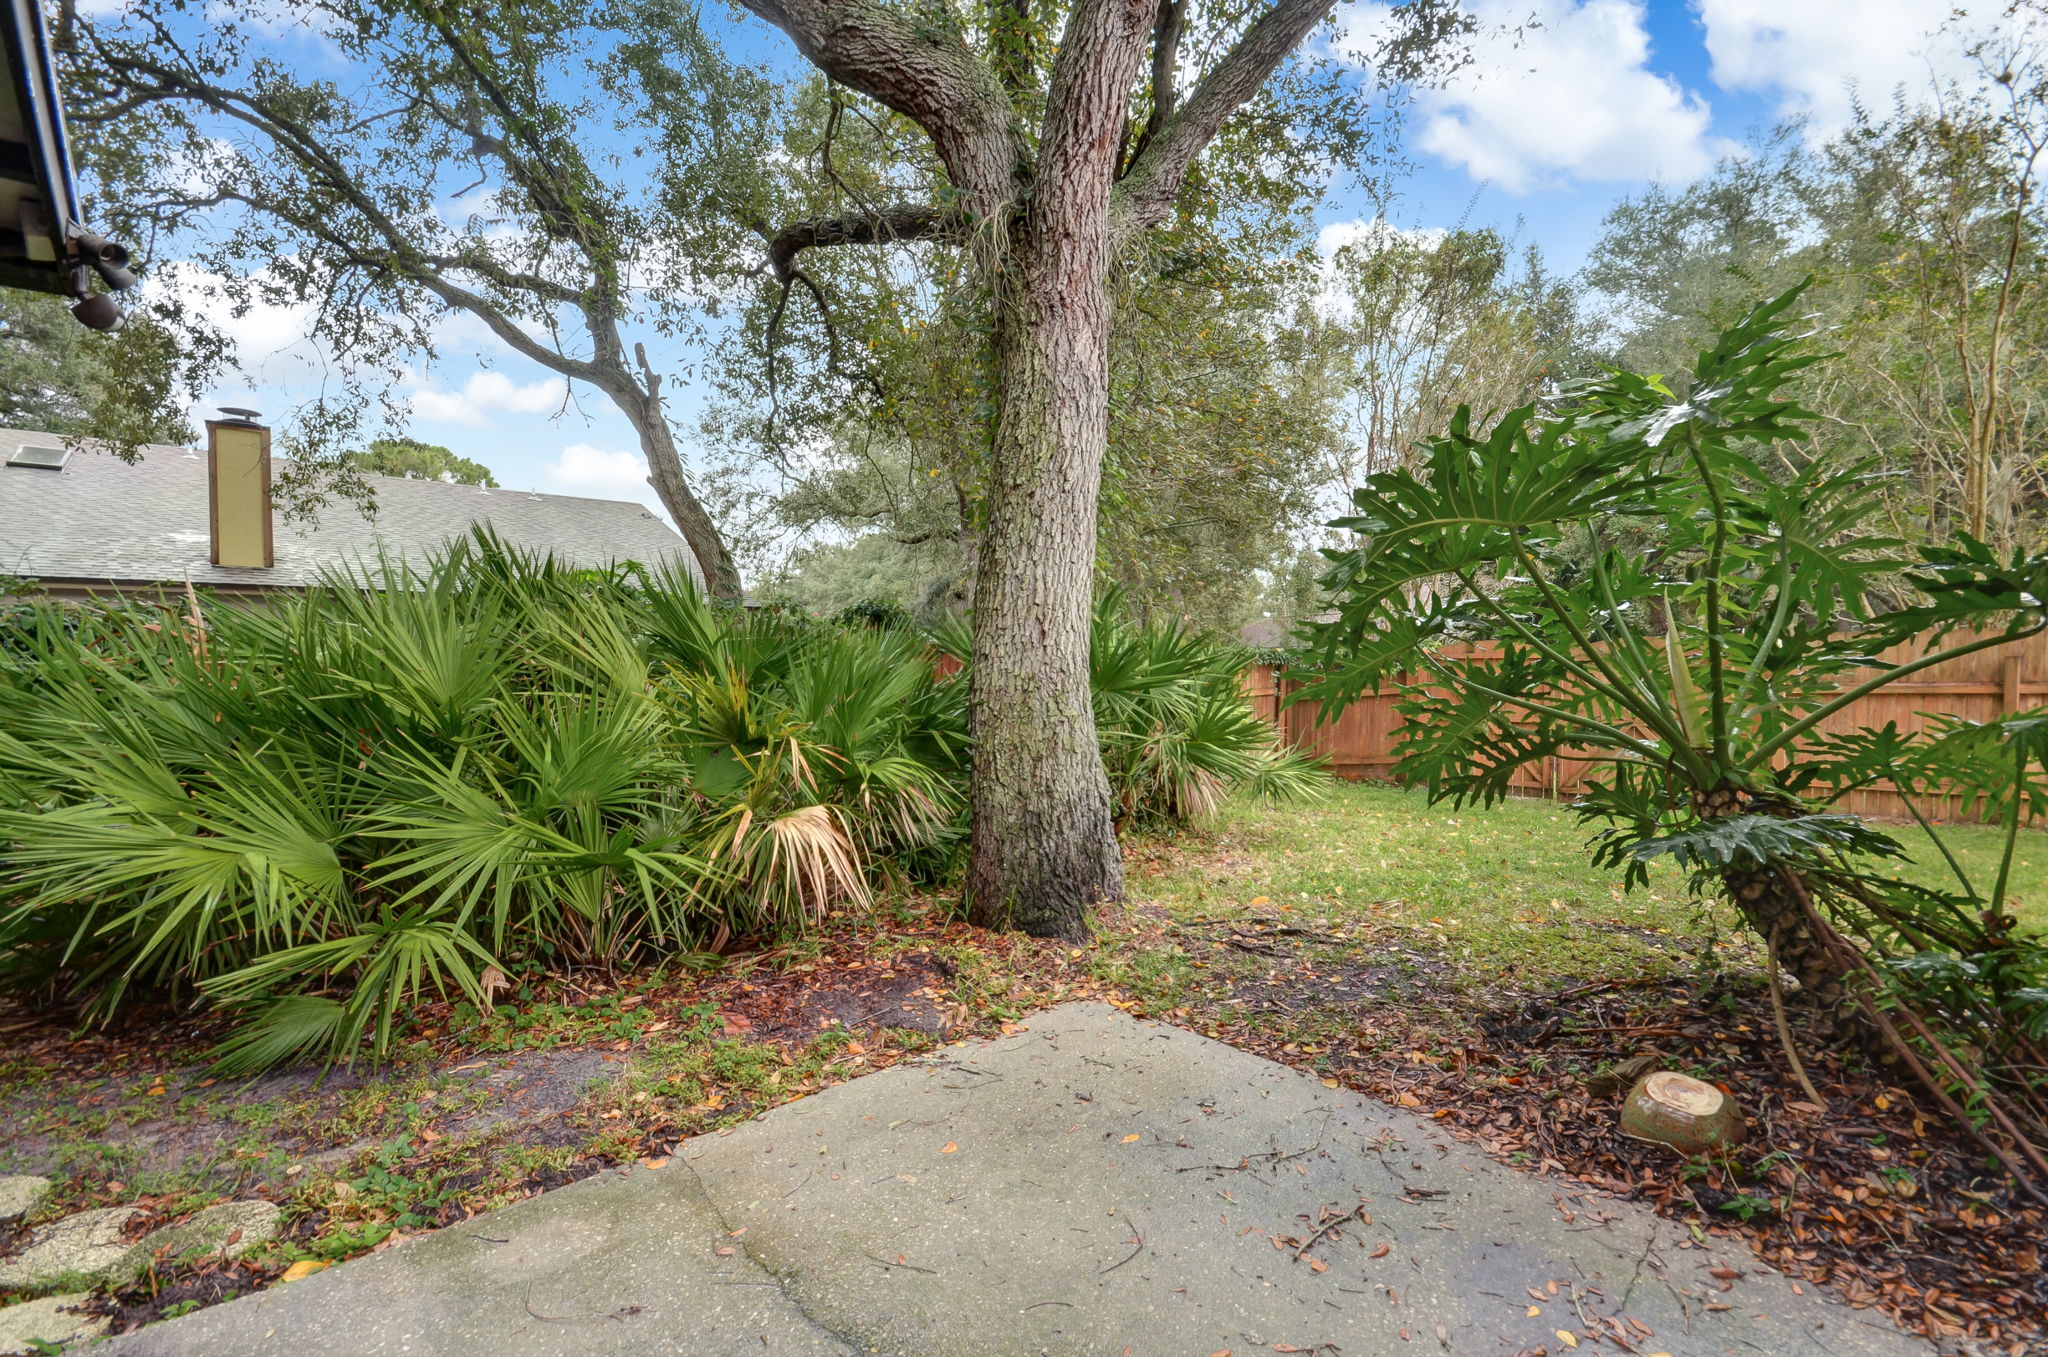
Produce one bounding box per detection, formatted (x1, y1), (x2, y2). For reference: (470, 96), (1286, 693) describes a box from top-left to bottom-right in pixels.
(1241, 629), (2048, 823)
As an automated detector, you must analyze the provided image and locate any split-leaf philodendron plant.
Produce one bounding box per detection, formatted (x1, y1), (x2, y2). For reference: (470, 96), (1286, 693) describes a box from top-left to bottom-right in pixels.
(1301, 287), (2048, 1200)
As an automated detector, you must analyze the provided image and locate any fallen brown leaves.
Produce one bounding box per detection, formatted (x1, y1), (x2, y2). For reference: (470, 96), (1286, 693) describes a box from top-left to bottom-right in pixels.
(21, 886), (2043, 1354)
(1324, 978), (2047, 1352)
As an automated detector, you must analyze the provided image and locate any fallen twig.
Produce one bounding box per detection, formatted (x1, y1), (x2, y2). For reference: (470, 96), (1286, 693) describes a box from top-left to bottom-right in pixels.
(1295, 1203), (1366, 1260)
(1098, 1226), (1146, 1274)
(865, 1253), (939, 1274)
(522, 1282), (631, 1324)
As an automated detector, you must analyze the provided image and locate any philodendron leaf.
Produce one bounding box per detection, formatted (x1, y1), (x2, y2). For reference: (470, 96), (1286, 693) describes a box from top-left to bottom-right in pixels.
(1640, 384), (1733, 446)
(1662, 605), (1708, 749)
(1623, 812), (1906, 872)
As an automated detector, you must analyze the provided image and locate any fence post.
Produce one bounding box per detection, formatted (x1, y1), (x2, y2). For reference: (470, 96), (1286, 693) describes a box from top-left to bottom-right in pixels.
(2004, 655), (2024, 713)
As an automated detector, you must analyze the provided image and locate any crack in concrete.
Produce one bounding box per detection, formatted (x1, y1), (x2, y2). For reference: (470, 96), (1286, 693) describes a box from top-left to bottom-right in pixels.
(677, 1152), (870, 1355)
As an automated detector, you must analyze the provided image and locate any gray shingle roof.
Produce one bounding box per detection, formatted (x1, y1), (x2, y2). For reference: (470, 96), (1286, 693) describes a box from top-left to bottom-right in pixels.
(0, 429), (704, 591)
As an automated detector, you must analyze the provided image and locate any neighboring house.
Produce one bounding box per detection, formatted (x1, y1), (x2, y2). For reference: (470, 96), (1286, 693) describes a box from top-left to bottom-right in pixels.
(0, 424), (705, 600)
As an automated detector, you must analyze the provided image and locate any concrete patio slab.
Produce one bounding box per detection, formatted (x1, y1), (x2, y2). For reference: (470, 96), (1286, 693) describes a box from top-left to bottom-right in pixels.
(101, 1152), (854, 1356)
(103, 1002), (1930, 1356)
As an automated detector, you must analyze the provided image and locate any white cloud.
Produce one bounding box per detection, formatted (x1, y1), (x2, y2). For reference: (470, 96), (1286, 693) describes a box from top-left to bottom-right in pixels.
(1697, 0), (2005, 140)
(1343, 0), (1734, 192)
(147, 261), (325, 412)
(537, 441), (676, 526)
(541, 442), (656, 503)
(407, 371), (568, 426)
(153, 264), (317, 371)
(1316, 218), (1448, 259)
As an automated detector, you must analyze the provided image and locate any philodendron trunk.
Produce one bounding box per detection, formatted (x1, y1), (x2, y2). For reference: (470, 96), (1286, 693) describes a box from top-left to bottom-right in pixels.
(963, 207), (1126, 941)
(1722, 864), (1845, 995)
(1698, 786), (1847, 995)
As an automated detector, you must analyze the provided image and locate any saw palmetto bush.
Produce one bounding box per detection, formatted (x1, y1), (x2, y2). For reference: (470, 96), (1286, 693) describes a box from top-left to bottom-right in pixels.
(929, 597), (1325, 826)
(0, 538), (1307, 1071)
(0, 534), (965, 1071)
(1300, 288), (2048, 1199)
(1086, 601), (1325, 822)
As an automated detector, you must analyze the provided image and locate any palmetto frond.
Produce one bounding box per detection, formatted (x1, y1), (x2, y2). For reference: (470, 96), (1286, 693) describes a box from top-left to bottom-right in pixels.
(0, 530), (963, 1070)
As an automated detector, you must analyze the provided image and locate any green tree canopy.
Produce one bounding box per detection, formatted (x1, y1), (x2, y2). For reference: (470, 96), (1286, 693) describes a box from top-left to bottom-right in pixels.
(1319, 224), (1593, 529)
(1584, 24), (2048, 550)
(699, 60), (1378, 631)
(63, 0), (773, 593)
(0, 290), (198, 452)
(352, 437), (499, 488)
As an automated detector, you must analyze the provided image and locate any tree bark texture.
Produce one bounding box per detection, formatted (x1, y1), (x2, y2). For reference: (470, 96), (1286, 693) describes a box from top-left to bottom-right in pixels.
(629, 399), (745, 601)
(742, 0), (1333, 937)
(963, 0), (1153, 939)
(1721, 865), (1844, 997)
(1695, 785), (1846, 995)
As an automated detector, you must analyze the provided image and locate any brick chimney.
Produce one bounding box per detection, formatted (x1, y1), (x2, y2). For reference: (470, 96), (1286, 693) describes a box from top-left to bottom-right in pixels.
(206, 408), (273, 568)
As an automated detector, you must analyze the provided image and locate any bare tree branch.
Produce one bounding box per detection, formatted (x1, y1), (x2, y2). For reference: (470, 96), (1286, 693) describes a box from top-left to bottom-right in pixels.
(419, 252), (585, 305)
(73, 21), (747, 598)
(735, 0), (1022, 213)
(1126, 0), (1188, 167)
(1112, 0), (1333, 240)
(763, 203), (962, 278)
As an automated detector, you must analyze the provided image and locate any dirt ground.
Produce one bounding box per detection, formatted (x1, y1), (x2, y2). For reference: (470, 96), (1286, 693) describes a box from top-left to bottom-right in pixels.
(4, 852), (2043, 1353)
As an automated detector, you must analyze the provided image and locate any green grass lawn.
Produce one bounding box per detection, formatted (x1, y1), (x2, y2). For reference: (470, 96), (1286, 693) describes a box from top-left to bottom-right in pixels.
(1129, 782), (2048, 992)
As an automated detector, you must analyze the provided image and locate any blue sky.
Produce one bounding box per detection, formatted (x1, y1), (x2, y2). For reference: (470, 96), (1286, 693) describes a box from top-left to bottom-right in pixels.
(1322, 0), (1983, 269)
(170, 0), (1995, 525)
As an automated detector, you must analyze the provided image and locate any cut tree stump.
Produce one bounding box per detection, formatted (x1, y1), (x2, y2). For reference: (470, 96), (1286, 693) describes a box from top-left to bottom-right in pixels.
(1619, 1071), (1746, 1153)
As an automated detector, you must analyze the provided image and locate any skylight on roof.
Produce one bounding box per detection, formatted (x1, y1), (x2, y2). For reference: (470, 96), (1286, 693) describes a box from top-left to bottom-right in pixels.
(5, 444), (71, 471)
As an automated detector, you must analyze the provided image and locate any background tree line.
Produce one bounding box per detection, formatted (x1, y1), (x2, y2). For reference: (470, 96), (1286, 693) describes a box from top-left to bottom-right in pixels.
(22, 1), (2038, 636)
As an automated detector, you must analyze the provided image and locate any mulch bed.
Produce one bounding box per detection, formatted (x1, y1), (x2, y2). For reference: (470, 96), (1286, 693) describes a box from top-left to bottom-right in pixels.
(710, 946), (966, 1040)
(1318, 976), (2047, 1355)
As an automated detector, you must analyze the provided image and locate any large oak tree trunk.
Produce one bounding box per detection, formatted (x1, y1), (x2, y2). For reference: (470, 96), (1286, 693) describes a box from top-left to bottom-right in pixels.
(739, 0), (1330, 938)
(963, 254), (1126, 938)
(963, 0), (1150, 939)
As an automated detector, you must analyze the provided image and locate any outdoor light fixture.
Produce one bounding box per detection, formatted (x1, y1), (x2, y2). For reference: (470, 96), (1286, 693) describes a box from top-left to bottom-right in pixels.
(63, 228), (139, 329)
(70, 292), (123, 330)
(2, 0), (143, 328)
(68, 270), (124, 331)
(72, 229), (139, 291)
